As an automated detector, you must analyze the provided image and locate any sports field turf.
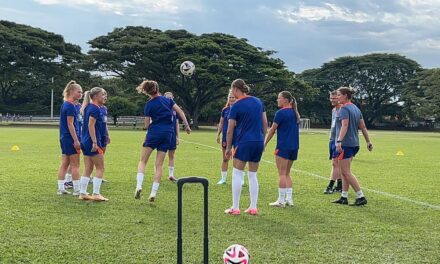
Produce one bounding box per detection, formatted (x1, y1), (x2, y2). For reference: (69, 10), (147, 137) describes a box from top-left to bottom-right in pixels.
(0, 126), (439, 263)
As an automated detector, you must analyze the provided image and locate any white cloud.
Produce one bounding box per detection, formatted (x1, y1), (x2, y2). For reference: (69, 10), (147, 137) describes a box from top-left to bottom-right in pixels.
(34, 0), (203, 15)
(409, 38), (440, 51)
(277, 3), (372, 24)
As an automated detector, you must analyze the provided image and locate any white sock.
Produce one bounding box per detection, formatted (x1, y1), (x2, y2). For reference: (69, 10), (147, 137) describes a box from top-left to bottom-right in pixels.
(221, 171), (227, 181)
(58, 180), (65, 191)
(278, 188), (286, 203)
(93, 177), (103, 195)
(286, 188), (293, 202)
(356, 190), (364, 198)
(241, 172), (245, 185)
(136, 172), (144, 190)
(65, 173), (72, 182)
(342, 191), (348, 198)
(232, 168), (244, 209)
(73, 180), (80, 192)
(248, 171), (259, 209)
(168, 167), (175, 177)
(80, 176), (90, 194)
(150, 182), (160, 197)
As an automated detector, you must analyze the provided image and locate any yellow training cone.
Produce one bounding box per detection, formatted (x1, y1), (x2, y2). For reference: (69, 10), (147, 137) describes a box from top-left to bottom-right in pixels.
(11, 145), (20, 151)
(396, 151), (404, 156)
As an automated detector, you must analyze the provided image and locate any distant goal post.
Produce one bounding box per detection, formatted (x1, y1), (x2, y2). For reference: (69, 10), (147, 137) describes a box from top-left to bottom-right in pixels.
(300, 118), (310, 130)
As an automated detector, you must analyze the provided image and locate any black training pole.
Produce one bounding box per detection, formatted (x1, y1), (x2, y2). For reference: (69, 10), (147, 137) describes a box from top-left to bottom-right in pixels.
(177, 177), (209, 264)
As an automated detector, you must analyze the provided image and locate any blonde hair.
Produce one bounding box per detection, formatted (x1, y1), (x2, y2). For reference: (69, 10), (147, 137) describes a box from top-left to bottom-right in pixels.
(164, 92), (174, 99)
(225, 89), (233, 108)
(81, 87), (106, 115)
(231, 79), (250, 94)
(136, 80), (159, 96)
(63, 80), (81, 101)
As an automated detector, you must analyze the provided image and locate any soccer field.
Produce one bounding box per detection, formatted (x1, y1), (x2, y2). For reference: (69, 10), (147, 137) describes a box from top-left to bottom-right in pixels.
(0, 127), (439, 263)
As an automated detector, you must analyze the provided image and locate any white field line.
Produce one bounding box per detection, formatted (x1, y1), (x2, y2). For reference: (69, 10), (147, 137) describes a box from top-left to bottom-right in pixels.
(181, 139), (440, 211)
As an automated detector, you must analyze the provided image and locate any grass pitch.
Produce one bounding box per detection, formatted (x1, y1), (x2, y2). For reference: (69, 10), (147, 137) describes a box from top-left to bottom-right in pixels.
(0, 127), (439, 263)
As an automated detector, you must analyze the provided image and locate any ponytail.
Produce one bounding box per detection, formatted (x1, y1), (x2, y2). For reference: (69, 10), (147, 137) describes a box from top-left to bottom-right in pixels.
(279, 91), (301, 124)
(63, 80), (81, 101)
(81, 91), (91, 115)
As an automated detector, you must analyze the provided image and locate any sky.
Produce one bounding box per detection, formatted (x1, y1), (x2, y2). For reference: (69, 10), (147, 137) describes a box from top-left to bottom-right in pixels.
(1, 0), (440, 73)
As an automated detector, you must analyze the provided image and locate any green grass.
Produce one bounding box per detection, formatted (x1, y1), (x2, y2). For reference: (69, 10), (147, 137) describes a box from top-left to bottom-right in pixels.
(0, 127), (439, 263)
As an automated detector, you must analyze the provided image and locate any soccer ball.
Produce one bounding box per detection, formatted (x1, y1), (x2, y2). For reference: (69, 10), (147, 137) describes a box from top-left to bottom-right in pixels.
(180, 61), (195, 76)
(223, 244), (250, 264)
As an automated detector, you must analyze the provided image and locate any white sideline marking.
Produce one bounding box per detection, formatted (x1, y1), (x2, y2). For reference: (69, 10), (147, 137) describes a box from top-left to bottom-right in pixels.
(181, 139), (440, 211)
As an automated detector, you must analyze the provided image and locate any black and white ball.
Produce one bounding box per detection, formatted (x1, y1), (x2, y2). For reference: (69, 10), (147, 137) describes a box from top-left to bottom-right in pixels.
(180, 61), (195, 76)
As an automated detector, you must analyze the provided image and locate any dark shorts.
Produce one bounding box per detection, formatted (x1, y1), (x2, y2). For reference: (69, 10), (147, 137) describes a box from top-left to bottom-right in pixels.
(234, 141), (264, 163)
(274, 148), (298, 161)
(329, 140), (337, 160)
(334, 146), (360, 160)
(81, 140), (103, 156)
(169, 132), (177, 150)
(143, 131), (172, 152)
(60, 137), (80, 156)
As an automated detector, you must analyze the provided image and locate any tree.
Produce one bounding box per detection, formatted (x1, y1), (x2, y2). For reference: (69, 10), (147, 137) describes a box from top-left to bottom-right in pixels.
(88, 27), (310, 127)
(402, 69), (440, 120)
(106, 96), (137, 125)
(298, 53), (421, 126)
(0, 20), (86, 114)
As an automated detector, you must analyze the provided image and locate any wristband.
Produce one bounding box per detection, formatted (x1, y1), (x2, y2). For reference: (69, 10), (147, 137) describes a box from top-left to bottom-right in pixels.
(337, 140), (342, 143)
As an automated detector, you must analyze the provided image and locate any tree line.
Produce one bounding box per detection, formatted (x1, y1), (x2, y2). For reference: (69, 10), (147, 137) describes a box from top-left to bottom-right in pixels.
(1, 20), (439, 128)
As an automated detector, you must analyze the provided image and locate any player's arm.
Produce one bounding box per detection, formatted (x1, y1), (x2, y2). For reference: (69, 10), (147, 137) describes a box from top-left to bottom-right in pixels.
(88, 117), (98, 151)
(216, 117), (224, 144)
(336, 119), (349, 152)
(358, 119), (373, 151)
(225, 119), (236, 153)
(144, 116), (151, 131)
(67, 116), (80, 149)
(262, 111), (268, 136)
(264, 122), (278, 149)
(173, 104), (191, 133)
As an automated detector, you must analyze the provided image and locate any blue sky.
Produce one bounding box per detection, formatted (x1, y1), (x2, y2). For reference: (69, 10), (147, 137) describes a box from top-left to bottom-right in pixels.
(1, 0), (439, 72)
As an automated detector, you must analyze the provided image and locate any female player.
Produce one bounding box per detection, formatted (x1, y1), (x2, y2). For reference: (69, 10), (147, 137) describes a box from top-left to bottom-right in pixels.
(64, 98), (83, 189)
(163, 92), (179, 182)
(216, 91), (236, 185)
(264, 91), (300, 207)
(57, 81), (83, 195)
(323, 91), (342, 194)
(224, 79), (268, 215)
(332, 87), (373, 206)
(134, 80), (191, 202)
(78, 87), (109, 201)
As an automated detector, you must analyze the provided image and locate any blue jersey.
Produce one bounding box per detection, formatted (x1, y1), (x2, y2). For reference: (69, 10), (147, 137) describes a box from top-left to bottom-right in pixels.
(335, 103), (363, 147)
(172, 110), (179, 134)
(59, 101), (79, 139)
(81, 103), (105, 147)
(221, 106), (231, 136)
(273, 107), (299, 150)
(229, 96), (265, 144)
(144, 95), (176, 134)
(75, 103), (83, 138)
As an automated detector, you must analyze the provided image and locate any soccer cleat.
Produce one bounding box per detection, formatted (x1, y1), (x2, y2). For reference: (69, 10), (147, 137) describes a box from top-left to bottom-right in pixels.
(350, 197), (368, 206)
(102, 178), (109, 183)
(64, 181), (73, 189)
(72, 190), (80, 196)
(217, 179), (226, 185)
(134, 189), (142, 199)
(224, 208), (241, 215)
(92, 194), (109, 202)
(244, 208), (258, 215)
(78, 193), (94, 200)
(323, 187), (333, 194)
(285, 200), (294, 207)
(332, 197), (348, 205)
(148, 195), (156, 202)
(269, 201), (286, 208)
(57, 189), (71, 195)
(168, 176), (177, 183)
